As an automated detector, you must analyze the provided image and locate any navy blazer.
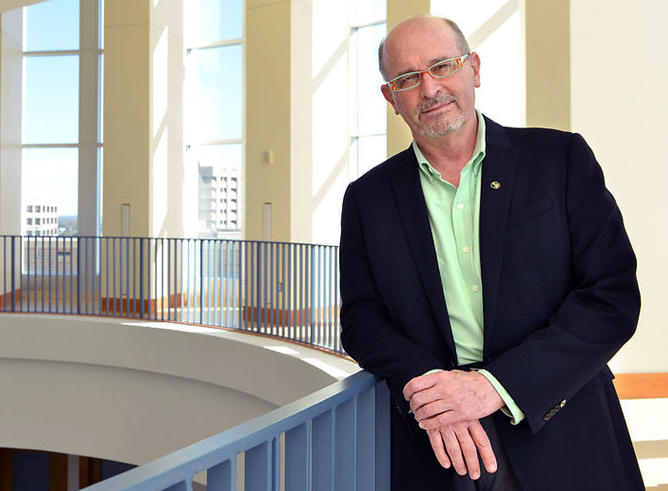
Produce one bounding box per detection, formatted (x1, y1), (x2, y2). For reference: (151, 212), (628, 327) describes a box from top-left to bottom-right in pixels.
(339, 116), (644, 490)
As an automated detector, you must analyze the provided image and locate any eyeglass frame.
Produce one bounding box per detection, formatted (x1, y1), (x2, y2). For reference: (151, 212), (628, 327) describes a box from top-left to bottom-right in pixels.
(385, 53), (470, 92)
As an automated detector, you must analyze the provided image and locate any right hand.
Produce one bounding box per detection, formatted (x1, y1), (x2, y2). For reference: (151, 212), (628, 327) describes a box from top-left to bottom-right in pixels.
(425, 419), (497, 480)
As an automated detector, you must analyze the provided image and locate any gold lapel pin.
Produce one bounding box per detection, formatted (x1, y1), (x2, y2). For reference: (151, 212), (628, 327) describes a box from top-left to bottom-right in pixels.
(490, 181), (501, 189)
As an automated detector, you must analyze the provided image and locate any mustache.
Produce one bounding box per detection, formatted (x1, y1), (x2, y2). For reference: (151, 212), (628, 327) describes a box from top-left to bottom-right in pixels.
(414, 95), (458, 116)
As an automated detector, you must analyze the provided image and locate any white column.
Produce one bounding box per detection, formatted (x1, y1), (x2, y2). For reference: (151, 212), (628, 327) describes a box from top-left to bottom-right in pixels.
(0, 9), (23, 235)
(78, 0), (101, 236)
(103, 0), (184, 238)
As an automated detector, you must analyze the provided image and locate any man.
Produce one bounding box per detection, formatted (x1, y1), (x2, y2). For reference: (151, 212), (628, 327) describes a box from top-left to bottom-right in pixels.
(339, 15), (644, 491)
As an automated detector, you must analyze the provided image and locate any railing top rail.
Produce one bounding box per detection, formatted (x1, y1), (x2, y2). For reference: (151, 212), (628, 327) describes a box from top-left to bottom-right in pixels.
(0, 235), (339, 249)
(82, 370), (376, 491)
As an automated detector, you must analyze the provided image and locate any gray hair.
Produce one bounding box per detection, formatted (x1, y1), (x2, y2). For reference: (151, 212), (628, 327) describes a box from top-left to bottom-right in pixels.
(378, 17), (471, 81)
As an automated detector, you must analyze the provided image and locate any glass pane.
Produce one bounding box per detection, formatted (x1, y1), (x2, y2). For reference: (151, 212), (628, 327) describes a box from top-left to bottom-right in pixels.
(190, 144), (242, 238)
(350, 0), (386, 26)
(186, 0), (243, 45)
(187, 45), (243, 142)
(22, 148), (79, 236)
(25, 0), (79, 51)
(353, 135), (386, 177)
(351, 23), (387, 136)
(24, 55), (79, 144)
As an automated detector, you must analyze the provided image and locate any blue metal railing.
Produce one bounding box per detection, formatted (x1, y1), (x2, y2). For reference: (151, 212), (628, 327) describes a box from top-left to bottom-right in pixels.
(80, 371), (389, 491)
(0, 236), (342, 354)
(0, 236), (390, 490)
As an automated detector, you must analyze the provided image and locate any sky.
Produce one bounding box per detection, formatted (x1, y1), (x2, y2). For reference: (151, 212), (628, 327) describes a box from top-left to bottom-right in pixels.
(22, 0), (80, 217)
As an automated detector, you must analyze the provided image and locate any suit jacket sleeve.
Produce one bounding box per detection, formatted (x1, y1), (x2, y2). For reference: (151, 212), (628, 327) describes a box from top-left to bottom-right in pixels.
(339, 177), (450, 416)
(482, 132), (640, 434)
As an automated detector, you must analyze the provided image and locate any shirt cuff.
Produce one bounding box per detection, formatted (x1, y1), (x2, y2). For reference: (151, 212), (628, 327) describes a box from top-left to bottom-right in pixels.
(478, 369), (526, 425)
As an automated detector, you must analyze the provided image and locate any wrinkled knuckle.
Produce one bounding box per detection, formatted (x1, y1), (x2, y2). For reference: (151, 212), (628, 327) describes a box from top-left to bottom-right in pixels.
(460, 445), (477, 458)
(477, 438), (493, 450)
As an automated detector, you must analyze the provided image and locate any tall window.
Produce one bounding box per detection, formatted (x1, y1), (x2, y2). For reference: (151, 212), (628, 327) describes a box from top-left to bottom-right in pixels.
(349, 0), (387, 178)
(21, 0), (103, 236)
(185, 0), (244, 240)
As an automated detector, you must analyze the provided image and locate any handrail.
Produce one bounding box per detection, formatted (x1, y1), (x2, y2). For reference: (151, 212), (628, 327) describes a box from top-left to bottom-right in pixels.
(80, 371), (390, 491)
(0, 236), (391, 489)
(0, 235), (343, 354)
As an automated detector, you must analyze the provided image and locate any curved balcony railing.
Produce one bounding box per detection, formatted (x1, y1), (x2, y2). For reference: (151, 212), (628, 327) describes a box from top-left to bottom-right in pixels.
(1, 235), (391, 490)
(0, 235), (343, 354)
(82, 370), (390, 491)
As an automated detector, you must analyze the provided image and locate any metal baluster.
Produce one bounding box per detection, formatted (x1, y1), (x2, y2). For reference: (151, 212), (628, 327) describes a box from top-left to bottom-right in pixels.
(208, 459), (235, 491)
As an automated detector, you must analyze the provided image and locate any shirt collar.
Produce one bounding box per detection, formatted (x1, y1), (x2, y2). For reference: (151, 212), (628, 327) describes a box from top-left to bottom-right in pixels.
(414, 110), (486, 183)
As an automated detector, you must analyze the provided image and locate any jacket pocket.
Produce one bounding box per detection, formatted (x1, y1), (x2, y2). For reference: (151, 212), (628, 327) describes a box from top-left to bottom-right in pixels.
(508, 197), (553, 227)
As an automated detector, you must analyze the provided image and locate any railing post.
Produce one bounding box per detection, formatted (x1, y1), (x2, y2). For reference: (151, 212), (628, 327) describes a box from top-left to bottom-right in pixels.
(140, 238), (145, 318)
(374, 380), (391, 490)
(199, 239), (204, 325)
(10, 236), (16, 312)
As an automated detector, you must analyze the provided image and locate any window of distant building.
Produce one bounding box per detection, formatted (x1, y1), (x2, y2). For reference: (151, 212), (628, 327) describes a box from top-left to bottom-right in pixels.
(21, 0), (103, 237)
(349, 0), (387, 178)
(185, 0), (243, 240)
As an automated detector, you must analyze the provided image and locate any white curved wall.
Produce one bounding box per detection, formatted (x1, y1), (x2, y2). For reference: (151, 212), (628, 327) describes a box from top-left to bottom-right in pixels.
(0, 314), (358, 465)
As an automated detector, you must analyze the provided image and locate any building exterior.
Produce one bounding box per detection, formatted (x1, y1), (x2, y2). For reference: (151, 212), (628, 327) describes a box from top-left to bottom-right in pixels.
(198, 165), (241, 240)
(23, 200), (58, 236)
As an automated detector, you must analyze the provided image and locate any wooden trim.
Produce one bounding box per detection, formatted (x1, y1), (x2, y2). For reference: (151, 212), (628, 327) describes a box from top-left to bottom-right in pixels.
(80, 456), (102, 488)
(614, 373), (668, 399)
(0, 289), (21, 309)
(50, 452), (68, 491)
(0, 449), (12, 491)
(100, 293), (186, 316)
(242, 305), (339, 328)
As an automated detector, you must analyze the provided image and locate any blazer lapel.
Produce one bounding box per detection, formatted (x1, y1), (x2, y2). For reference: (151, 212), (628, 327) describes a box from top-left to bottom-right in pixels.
(480, 117), (519, 355)
(388, 149), (457, 357)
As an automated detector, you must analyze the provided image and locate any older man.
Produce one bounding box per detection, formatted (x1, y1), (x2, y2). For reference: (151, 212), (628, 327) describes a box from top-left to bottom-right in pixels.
(339, 15), (644, 491)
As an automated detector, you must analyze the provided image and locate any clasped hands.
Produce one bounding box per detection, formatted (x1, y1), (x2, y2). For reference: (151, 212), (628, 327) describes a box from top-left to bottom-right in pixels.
(402, 369), (505, 480)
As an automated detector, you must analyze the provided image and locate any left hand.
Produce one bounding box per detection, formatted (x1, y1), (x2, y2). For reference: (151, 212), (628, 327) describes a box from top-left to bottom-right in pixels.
(426, 419), (497, 479)
(403, 370), (505, 430)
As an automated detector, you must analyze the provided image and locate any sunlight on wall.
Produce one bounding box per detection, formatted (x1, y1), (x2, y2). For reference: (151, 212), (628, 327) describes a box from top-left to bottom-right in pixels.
(571, 0), (668, 373)
(152, 27), (169, 139)
(152, 130), (169, 235)
(310, 0), (351, 245)
(431, 0), (525, 127)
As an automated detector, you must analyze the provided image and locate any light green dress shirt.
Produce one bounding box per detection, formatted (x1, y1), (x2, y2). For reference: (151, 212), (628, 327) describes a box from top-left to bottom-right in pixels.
(414, 112), (525, 424)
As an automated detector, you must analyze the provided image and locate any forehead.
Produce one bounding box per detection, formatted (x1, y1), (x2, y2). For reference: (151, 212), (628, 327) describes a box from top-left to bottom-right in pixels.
(383, 20), (461, 76)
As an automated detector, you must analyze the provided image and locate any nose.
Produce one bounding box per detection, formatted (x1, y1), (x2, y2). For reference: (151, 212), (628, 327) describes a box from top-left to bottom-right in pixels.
(419, 71), (441, 98)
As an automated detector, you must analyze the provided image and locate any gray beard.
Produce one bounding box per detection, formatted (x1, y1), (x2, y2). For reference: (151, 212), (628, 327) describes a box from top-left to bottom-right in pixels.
(415, 96), (465, 138)
(418, 114), (465, 137)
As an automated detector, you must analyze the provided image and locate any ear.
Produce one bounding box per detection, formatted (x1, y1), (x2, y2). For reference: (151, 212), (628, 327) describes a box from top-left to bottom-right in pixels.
(469, 52), (481, 88)
(381, 84), (400, 115)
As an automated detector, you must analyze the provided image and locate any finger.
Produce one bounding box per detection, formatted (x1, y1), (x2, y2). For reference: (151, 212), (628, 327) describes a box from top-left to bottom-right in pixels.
(426, 428), (451, 469)
(453, 424), (482, 480)
(403, 375), (437, 401)
(469, 420), (498, 474)
(413, 401), (451, 423)
(440, 426), (468, 476)
(419, 409), (469, 430)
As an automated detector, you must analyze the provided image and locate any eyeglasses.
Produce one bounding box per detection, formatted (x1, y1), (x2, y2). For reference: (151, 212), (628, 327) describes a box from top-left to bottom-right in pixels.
(386, 54), (470, 92)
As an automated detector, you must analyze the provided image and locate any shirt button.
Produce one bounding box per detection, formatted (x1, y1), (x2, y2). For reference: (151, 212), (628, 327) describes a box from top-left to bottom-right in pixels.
(457, 203), (464, 210)
(462, 246), (469, 253)
(472, 285), (479, 293)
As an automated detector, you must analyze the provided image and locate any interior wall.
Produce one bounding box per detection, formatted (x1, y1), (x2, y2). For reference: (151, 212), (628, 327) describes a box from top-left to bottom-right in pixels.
(0, 315), (349, 465)
(103, 0), (184, 238)
(431, 0), (526, 128)
(308, 0), (349, 245)
(245, 0), (292, 242)
(571, 0), (668, 373)
(0, 9), (22, 236)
